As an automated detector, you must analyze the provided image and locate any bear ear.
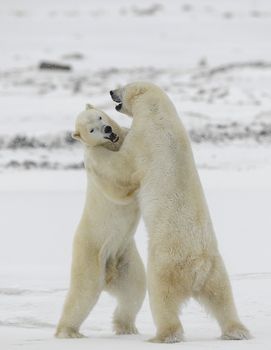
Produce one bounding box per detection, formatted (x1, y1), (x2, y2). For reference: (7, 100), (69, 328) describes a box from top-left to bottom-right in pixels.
(71, 131), (81, 141)
(86, 103), (94, 110)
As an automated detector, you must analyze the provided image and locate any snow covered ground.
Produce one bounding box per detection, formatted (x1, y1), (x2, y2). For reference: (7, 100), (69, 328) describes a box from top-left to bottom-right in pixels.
(1, 0), (271, 349)
(1, 170), (271, 349)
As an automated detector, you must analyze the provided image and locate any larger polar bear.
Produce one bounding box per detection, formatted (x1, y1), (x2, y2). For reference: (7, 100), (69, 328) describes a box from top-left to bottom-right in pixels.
(55, 104), (146, 338)
(88, 82), (251, 343)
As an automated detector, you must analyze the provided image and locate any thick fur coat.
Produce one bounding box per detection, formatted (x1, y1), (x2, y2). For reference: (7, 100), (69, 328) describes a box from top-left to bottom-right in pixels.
(89, 82), (251, 343)
(55, 105), (146, 338)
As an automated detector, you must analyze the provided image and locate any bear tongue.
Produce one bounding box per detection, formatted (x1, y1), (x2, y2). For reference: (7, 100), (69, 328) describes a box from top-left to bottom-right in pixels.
(110, 133), (119, 143)
(105, 133), (119, 143)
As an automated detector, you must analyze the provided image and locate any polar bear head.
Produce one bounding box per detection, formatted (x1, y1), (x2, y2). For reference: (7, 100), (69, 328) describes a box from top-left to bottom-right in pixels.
(72, 104), (120, 146)
(110, 81), (162, 116)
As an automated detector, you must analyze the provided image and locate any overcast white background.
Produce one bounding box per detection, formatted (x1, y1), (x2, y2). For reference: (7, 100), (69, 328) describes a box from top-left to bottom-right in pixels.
(0, 0), (271, 349)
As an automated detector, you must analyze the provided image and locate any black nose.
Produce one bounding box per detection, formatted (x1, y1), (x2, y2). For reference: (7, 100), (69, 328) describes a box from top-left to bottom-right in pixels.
(110, 90), (114, 96)
(104, 125), (112, 133)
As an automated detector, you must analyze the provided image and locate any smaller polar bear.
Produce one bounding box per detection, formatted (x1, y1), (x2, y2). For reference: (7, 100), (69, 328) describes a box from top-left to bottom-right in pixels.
(88, 82), (251, 343)
(55, 104), (146, 338)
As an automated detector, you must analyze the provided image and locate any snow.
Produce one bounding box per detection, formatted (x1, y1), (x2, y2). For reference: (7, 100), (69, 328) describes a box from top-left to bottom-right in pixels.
(1, 0), (271, 349)
(1, 170), (271, 349)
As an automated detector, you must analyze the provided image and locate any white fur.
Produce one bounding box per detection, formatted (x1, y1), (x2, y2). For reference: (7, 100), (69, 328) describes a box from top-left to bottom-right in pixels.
(55, 106), (146, 338)
(89, 82), (251, 343)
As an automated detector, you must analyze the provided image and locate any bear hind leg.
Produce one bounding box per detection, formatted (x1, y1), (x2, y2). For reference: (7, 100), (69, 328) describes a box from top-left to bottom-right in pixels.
(55, 238), (103, 338)
(194, 256), (251, 340)
(147, 265), (187, 343)
(105, 243), (146, 335)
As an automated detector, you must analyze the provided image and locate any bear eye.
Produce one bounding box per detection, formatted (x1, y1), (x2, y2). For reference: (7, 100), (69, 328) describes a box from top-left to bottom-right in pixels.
(98, 116), (102, 120)
(90, 129), (94, 133)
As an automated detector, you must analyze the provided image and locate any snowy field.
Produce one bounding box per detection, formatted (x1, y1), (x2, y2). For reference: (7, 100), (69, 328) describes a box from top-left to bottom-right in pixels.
(1, 0), (271, 349)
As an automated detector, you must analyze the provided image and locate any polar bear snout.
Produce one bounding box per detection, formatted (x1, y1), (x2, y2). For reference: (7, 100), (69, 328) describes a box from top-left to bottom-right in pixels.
(103, 125), (112, 134)
(110, 90), (122, 103)
(110, 89), (125, 112)
(110, 90), (123, 112)
(102, 125), (119, 143)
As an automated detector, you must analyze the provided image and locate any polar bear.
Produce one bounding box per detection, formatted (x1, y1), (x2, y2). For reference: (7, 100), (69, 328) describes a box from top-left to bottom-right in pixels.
(55, 104), (146, 338)
(87, 82), (251, 343)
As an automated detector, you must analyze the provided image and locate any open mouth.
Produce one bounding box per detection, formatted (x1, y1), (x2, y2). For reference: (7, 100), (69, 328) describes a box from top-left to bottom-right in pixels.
(115, 103), (122, 111)
(110, 91), (122, 111)
(104, 132), (119, 143)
